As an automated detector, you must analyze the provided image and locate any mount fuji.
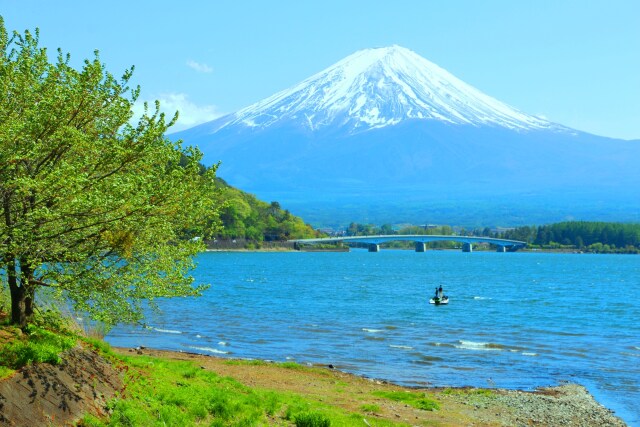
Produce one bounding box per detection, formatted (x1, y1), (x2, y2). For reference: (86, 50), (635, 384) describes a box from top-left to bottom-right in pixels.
(173, 46), (640, 226)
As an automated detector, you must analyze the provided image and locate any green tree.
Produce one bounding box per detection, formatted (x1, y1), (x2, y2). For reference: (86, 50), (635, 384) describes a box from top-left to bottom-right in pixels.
(0, 20), (220, 327)
(397, 225), (423, 235)
(211, 179), (319, 242)
(379, 223), (395, 235)
(347, 222), (359, 236)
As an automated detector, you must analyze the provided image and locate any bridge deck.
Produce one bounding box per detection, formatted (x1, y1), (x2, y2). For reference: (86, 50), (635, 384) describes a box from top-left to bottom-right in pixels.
(290, 235), (526, 251)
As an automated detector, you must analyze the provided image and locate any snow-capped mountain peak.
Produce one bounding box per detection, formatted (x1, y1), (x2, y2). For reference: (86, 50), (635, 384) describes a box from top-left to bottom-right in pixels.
(173, 46), (640, 227)
(214, 45), (555, 133)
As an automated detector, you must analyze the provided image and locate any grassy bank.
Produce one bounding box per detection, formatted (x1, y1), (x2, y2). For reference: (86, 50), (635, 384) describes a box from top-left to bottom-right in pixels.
(83, 350), (424, 426)
(0, 315), (627, 426)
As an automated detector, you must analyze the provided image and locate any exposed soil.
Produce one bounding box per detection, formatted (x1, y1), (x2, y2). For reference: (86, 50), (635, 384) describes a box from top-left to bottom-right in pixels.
(0, 345), (123, 427)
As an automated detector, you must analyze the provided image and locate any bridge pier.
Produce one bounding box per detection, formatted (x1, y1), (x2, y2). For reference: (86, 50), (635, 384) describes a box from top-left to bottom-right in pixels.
(496, 245), (506, 252)
(415, 242), (426, 252)
(368, 244), (380, 252)
(462, 243), (473, 252)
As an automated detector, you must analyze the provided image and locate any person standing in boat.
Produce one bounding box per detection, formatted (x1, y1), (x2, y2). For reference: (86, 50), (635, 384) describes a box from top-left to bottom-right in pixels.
(438, 285), (443, 299)
(434, 287), (439, 298)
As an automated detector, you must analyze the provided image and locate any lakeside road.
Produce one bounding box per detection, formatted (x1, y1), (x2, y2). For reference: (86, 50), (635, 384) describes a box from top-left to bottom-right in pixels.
(116, 347), (627, 426)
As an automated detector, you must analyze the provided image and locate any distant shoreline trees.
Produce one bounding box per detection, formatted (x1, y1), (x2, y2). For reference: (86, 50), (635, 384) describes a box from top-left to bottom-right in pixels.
(497, 221), (640, 254)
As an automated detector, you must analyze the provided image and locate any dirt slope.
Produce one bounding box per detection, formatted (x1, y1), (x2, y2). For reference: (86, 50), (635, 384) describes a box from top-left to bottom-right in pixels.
(0, 346), (122, 426)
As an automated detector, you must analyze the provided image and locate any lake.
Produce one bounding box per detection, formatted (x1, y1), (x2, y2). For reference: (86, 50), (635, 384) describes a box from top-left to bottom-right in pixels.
(107, 250), (640, 425)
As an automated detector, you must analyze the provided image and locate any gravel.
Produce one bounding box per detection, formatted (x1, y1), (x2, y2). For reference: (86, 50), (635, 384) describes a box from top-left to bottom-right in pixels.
(452, 383), (627, 426)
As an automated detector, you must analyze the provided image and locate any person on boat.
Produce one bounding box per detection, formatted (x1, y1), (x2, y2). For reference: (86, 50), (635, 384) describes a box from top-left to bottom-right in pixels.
(434, 287), (439, 299)
(438, 285), (443, 299)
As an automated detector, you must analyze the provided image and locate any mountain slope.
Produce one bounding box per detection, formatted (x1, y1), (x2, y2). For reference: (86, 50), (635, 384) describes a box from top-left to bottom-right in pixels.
(174, 46), (640, 226)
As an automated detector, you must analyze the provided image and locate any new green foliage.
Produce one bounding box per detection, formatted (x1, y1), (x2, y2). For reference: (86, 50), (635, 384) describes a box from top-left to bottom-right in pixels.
(0, 18), (220, 327)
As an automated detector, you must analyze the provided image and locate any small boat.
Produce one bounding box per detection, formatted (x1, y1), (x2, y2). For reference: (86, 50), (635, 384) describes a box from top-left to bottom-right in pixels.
(431, 285), (448, 305)
(429, 296), (449, 305)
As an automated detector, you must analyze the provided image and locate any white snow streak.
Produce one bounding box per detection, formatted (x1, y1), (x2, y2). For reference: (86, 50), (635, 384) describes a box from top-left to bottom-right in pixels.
(218, 45), (558, 133)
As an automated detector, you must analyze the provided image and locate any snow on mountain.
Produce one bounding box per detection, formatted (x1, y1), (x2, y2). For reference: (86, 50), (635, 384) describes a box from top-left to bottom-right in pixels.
(173, 46), (640, 226)
(211, 45), (558, 133)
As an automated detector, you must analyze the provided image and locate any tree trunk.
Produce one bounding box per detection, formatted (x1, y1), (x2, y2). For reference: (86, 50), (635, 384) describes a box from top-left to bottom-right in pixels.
(6, 257), (33, 328)
(10, 283), (29, 328)
(25, 288), (35, 319)
(3, 193), (30, 327)
(6, 259), (23, 327)
(21, 259), (35, 320)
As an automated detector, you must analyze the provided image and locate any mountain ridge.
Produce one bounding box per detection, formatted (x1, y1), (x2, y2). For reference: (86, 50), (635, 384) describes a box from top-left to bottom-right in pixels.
(173, 46), (640, 226)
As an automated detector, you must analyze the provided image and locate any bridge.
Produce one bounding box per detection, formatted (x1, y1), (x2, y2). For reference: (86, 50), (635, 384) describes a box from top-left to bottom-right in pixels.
(290, 235), (527, 252)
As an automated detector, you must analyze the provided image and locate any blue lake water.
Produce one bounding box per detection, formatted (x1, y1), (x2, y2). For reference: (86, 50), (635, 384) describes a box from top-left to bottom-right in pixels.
(107, 250), (640, 425)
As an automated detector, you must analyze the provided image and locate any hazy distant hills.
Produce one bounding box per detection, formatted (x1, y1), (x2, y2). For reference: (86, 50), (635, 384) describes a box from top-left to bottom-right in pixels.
(173, 46), (640, 227)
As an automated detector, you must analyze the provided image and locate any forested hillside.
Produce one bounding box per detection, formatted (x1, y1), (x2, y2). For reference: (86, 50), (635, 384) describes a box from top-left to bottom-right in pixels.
(213, 179), (321, 242)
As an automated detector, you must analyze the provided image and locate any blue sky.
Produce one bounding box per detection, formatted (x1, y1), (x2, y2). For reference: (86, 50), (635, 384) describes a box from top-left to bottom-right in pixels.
(2, 0), (639, 139)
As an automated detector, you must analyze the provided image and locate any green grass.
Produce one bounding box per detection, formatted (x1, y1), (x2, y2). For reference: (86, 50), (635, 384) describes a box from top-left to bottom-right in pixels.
(360, 403), (381, 413)
(223, 359), (310, 370)
(0, 365), (15, 379)
(81, 352), (410, 426)
(84, 355), (276, 426)
(224, 358), (332, 376)
(373, 390), (440, 411)
(442, 387), (495, 397)
(0, 324), (77, 368)
(80, 336), (116, 356)
(223, 358), (270, 367)
(294, 411), (331, 427)
(279, 361), (308, 370)
(278, 361), (333, 377)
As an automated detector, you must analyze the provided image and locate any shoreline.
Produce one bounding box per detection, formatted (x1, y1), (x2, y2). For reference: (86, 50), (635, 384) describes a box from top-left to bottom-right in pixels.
(115, 346), (628, 426)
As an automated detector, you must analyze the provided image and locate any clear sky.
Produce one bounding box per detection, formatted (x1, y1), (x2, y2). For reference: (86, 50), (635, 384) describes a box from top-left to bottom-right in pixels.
(2, 0), (639, 139)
